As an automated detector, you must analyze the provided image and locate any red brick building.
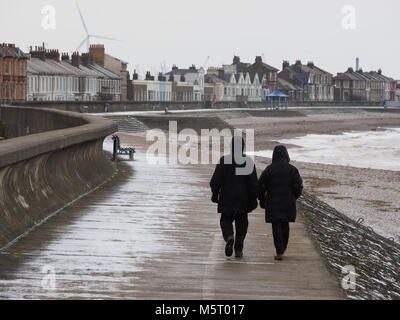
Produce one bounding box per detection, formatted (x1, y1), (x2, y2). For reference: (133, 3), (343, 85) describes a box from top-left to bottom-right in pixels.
(0, 43), (29, 103)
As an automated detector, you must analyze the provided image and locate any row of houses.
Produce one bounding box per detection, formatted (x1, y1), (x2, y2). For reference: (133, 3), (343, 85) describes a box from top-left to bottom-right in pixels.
(131, 56), (279, 103)
(0, 42), (398, 103)
(0, 43), (125, 103)
(129, 56), (397, 103)
(131, 65), (205, 102)
(333, 67), (396, 102)
(27, 48), (122, 102)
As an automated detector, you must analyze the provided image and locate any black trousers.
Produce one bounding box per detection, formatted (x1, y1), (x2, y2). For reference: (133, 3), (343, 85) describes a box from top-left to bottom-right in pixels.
(272, 222), (290, 255)
(220, 212), (248, 252)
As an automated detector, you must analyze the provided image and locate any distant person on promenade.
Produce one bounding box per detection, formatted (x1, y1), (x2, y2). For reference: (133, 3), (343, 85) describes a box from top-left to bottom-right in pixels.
(258, 145), (303, 261)
(210, 136), (259, 258)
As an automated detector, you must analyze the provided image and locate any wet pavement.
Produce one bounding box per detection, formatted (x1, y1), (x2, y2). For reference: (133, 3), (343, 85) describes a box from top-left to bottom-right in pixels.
(0, 135), (343, 300)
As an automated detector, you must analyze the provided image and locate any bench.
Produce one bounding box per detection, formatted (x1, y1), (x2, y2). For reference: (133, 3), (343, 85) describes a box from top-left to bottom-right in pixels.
(112, 135), (135, 161)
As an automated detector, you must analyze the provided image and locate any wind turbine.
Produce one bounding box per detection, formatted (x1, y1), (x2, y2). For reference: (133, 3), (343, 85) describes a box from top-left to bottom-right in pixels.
(160, 61), (167, 74)
(75, 2), (121, 52)
(202, 56), (210, 70)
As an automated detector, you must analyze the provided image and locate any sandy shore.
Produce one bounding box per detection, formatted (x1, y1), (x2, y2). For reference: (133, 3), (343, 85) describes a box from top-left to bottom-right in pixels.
(227, 110), (400, 241)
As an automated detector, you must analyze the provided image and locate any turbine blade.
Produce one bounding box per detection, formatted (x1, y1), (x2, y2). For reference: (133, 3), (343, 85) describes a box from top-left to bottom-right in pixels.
(90, 34), (121, 42)
(76, 37), (89, 52)
(76, 2), (89, 35)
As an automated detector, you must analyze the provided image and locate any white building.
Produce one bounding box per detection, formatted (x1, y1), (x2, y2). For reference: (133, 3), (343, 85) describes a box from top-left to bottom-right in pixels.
(165, 65), (205, 102)
(26, 47), (122, 102)
(27, 52), (80, 101)
(205, 66), (263, 102)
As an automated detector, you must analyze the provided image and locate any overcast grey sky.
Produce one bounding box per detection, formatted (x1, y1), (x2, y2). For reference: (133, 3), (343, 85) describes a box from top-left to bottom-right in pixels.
(1, 0), (399, 78)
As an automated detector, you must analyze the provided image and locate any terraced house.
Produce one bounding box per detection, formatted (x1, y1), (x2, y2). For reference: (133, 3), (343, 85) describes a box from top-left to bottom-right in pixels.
(27, 46), (122, 101)
(333, 68), (395, 102)
(0, 43), (29, 103)
(232, 56), (279, 93)
(205, 65), (263, 102)
(278, 60), (334, 101)
(132, 72), (173, 102)
(166, 65), (205, 102)
(89, 44), (130, 101)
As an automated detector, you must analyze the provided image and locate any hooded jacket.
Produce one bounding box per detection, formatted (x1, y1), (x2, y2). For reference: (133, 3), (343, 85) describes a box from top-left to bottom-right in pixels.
(258, 145), (303, 223)
(210, 137), (259, 214)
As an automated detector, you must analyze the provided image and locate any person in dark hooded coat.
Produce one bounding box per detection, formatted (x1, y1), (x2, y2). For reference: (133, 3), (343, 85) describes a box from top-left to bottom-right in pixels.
(258, 145), (303, 261)
(210, 136), (259, 258)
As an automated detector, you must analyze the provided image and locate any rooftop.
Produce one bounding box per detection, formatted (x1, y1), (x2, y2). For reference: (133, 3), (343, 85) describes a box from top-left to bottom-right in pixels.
(0, 44), (29, 59)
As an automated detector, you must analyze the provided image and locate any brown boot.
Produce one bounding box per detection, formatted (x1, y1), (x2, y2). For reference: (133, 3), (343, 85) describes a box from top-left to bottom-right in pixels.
(275, 254), (283, 261)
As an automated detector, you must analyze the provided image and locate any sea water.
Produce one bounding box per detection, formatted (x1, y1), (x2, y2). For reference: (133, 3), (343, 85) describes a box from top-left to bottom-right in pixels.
(252, 128), (400, 171)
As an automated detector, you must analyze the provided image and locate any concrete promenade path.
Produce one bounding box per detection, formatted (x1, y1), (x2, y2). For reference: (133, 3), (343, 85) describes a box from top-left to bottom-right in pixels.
(0, 134), (343, 300)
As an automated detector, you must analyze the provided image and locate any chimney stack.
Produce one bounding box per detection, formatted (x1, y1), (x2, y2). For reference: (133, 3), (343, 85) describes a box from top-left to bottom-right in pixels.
(145, 71), (154, 81)
(89, 44), (105, 67)
(282, 60), (290, 70)
(294, 60), (302, 71)
(30, 45), (46, 61)
(46, 49), (60, 61)
(356, 57), (360, 71)
(158, 73), (166, 81)
(233, 56), (240, 65)
(218, 68), (225, 79)
(255, 56), (262, 64)
(61, 52), (70, 61)
(71, 52), (81, 68)
(81, 53), (94, 67)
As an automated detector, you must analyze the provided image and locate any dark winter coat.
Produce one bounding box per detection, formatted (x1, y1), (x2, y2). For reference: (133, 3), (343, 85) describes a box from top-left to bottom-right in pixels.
(210, 137), (259, 214)
(258, 145), (303, 223)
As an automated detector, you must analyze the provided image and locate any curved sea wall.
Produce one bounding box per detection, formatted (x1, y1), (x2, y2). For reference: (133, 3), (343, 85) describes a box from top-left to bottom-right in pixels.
(10, 100), (384, 114)
(0, 106), (118, 249)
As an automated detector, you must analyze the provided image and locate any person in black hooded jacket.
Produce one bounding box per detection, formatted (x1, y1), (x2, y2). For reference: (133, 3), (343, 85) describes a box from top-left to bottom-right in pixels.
(210, 136), (259, 258)
(258, 145), (303, 261)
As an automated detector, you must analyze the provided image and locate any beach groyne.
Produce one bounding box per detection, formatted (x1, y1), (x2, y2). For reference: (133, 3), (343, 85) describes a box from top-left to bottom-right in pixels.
(0, 106), (117, 249)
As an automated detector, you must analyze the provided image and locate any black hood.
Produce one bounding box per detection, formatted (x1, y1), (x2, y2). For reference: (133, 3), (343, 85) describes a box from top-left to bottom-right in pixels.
(230, 136), (246, 166)
(231, 136), (245, 155)
(272, 145), (290, 163)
